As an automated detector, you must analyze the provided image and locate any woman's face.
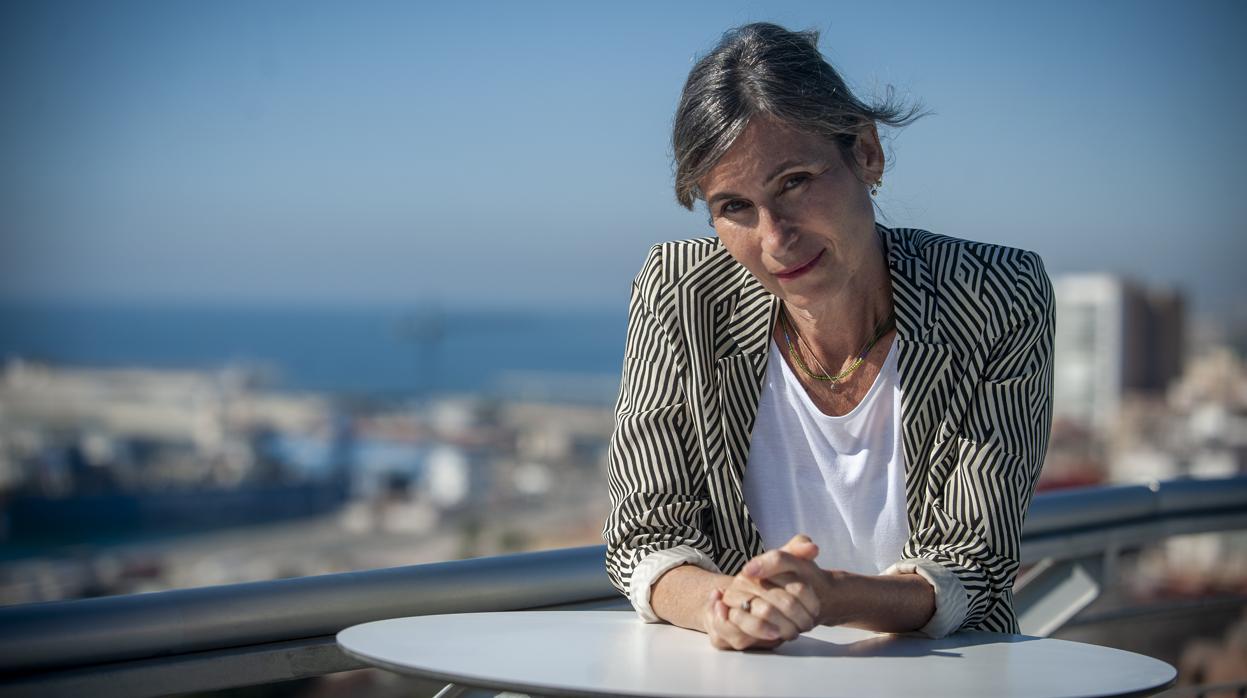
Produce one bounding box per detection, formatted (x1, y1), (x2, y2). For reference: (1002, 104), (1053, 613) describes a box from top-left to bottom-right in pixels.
(698, 118), (884, 309)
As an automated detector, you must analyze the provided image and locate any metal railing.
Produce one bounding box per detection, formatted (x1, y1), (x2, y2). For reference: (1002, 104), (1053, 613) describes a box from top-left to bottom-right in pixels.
(1, 475), (1245, 697)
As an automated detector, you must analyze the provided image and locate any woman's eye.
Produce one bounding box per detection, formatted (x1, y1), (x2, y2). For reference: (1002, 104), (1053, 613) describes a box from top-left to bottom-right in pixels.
(782, 174), (810, 191)
(720, 199), (751, 216)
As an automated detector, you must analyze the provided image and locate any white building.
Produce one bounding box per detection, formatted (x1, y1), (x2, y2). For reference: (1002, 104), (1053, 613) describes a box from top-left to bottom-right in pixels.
(1054, 275), (1125, 431)
(1053, 274), (1184, 432)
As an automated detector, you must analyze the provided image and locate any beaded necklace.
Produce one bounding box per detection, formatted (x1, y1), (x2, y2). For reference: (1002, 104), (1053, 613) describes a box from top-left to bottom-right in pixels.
(779, 306), (895, 383)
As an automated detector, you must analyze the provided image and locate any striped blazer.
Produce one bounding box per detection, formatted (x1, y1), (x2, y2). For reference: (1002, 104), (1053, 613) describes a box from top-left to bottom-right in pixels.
(603, 225), (1055, 633)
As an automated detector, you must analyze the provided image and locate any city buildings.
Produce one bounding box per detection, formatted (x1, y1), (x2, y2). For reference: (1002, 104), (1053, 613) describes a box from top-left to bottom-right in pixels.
(1049, 273), (1244, 487)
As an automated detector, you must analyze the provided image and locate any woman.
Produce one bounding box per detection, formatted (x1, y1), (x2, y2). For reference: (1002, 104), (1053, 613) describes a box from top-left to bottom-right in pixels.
(603, 22), (1054, 651)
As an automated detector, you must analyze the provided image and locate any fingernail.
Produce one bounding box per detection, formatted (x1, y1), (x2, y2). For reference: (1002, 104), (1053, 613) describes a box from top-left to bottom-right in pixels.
(744, 561), (760, 576)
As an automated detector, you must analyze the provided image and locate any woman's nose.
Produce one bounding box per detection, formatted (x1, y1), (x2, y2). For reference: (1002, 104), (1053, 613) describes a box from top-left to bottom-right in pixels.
(758, 206), (796, 253)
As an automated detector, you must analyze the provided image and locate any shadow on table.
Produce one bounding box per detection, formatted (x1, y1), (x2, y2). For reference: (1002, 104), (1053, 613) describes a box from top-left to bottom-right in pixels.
(770, 631), (1040, 659)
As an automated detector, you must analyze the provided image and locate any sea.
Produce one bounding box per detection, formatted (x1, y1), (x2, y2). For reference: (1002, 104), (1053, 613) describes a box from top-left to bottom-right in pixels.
(0, 303), (629, 404)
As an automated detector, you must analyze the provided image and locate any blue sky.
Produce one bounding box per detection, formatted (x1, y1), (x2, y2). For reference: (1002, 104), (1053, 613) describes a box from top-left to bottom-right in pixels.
(2, 0), (1244, 322)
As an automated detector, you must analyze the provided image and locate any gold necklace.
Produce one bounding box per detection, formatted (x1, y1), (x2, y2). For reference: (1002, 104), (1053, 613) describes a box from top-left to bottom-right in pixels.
(779, 306), (895, 383)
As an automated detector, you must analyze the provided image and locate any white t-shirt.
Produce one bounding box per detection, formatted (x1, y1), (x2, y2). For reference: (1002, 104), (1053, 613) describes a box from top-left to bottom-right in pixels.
(742, 336), (909, 574)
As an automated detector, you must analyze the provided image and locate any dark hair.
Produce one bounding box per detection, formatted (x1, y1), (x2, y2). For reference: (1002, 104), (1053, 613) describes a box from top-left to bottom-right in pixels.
(672, 22), (923, 209)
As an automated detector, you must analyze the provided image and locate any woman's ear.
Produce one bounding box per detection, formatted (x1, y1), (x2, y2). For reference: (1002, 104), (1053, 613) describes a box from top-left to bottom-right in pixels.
(854, 124), (885, 183)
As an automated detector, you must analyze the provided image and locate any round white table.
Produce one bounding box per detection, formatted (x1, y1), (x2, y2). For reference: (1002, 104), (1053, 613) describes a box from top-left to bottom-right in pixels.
(337, 611), (1177, 698)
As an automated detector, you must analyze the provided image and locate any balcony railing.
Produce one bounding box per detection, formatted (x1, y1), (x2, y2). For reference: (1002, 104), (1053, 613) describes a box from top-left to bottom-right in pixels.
(1, 475), (1245, 698)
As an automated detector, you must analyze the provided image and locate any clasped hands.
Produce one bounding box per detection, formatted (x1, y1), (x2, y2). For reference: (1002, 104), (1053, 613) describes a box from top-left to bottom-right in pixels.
(703, 534), (828, 651)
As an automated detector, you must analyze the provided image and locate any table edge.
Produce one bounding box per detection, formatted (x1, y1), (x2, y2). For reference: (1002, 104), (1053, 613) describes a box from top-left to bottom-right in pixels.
(337, 640), (671, 698)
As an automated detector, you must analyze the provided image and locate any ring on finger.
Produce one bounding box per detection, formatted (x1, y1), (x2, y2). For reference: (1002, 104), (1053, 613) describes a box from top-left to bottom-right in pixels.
(740, 598), (752, 612)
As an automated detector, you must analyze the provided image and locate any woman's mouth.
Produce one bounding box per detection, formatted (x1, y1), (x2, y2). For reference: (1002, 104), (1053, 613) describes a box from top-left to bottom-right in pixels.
(775, 250), (824, 280)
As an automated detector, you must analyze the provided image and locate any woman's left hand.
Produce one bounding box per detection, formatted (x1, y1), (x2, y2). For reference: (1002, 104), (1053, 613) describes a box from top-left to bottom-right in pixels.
(719, 535), (829, 640)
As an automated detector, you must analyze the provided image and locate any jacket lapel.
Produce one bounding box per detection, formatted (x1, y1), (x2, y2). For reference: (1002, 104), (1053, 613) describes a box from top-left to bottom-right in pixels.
(716, 265), (776, 495)
(881, 226), (961, 521)
(675, 245), (775, 558)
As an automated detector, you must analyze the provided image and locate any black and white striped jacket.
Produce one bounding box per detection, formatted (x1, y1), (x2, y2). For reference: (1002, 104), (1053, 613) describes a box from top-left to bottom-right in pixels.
(603, 225), (1055, 634)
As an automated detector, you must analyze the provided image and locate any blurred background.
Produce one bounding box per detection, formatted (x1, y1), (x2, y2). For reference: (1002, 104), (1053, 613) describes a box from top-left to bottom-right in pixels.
(1, 0), (1244, 695)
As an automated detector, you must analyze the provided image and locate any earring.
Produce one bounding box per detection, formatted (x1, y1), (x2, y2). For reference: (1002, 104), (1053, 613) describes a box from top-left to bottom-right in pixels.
(870, 177), (883, 197)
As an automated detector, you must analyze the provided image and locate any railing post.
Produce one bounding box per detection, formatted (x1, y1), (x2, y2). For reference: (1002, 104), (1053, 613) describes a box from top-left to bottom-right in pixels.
(1015, 555), (1104, 637)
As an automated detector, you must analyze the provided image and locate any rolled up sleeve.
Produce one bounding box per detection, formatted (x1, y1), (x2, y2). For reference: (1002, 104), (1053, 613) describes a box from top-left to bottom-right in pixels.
(883, 558), (969, 638)
(629, 545), (722, 622)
